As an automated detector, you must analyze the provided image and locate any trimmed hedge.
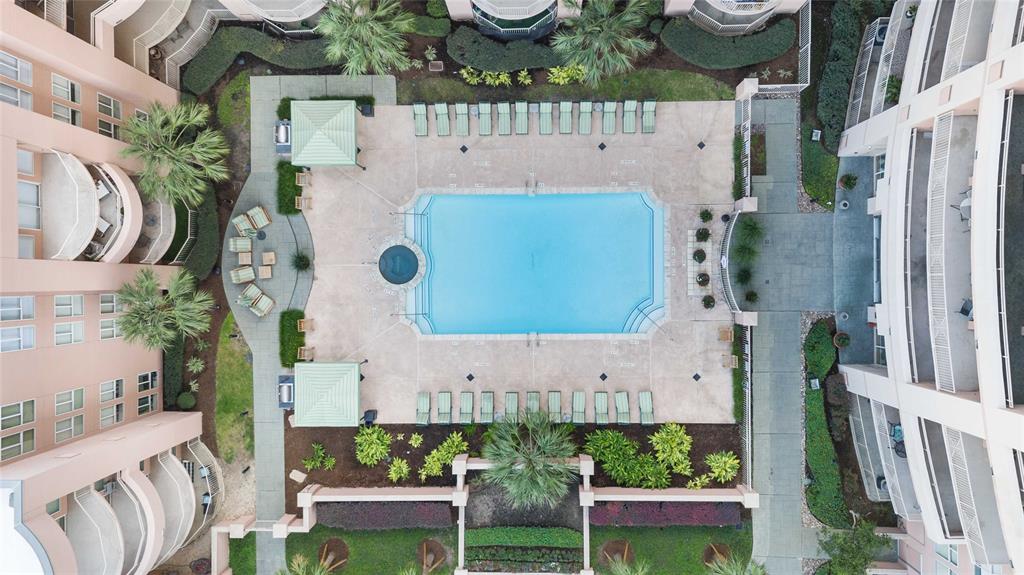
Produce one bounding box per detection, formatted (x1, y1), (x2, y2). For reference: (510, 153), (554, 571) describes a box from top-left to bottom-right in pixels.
(465, 527), (583, 548)
(413, 15), (451, 37)
(162, 335), (185, 408)
(279, 309), (305, 368)
(806, 386), (850, 528)
(590, 501), (741, 527)
(802, 123), (839, 209)
(181, 26), (330, 96)
(661, 18), (796, 70)
(183, 186), (220, 281)
(277, 95), (376, 121)
(446, 26), (561, 72)
(466, 546), (582, 573)
(276, 160), (303, 215)
(816, 1), (862, 151)
(805, 320), (837, 381)
(316, 501), (453, 530)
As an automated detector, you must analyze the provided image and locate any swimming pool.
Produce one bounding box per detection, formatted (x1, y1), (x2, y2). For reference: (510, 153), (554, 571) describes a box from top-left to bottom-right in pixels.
(406, 192), (665, 335)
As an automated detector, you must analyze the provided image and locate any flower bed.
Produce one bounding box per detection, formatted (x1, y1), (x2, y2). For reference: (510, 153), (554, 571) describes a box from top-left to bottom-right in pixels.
(317, 501), (454, 529)
(590, 501), (741, 527)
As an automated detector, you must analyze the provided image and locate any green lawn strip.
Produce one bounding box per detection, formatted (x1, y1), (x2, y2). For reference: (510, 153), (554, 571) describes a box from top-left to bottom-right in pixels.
(732, 131), (744, 200)
(279, 309), (305, 368)
(732, 324), (745, 423)
(214, 313), (254, 463)
(801, 123), (838, 210)
(590, 524), (752, 574)
(286, 526), (457, 575)
(661, 18), (796, 70)
(162, 335), (185, 409)
(805, 386), (851, 528)
(183, 186), (220, 281)
(217, 71), (251, 128)
(228, 532), (257, 575)
(277, 161), (303, 216)
(465, 527), (582, 548)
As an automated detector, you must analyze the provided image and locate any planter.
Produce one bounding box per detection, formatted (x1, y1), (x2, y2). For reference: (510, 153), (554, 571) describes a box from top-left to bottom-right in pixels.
(696, 273), (710, 287)
(428, 61), (444, 72)
(839, 200), (850, 210)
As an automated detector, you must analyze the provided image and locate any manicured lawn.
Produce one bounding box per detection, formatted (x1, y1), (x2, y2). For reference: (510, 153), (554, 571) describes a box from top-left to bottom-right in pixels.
(802, 123), (838, 210)
(217, 71), (251, 128)
(287, 526), (457, 575)
(732, 324), (745, 423)
(590, 523), (752, 574)
(279, 309), (305, 368)
(229, 533), (257, 575)
(215, 313), (254, 464)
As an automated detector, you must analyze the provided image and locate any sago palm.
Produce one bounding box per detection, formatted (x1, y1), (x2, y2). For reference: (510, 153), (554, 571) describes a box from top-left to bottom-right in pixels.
(608, 558), (651, 575)
(317, 0), (415, 76)
(706, 556), (768, 575)
(118, 268), (214, 351)
(481, 410), (577, 510)
(551, 0), (655, 86)
(121, 101), (228, 207)
(277, 549), (346, 575)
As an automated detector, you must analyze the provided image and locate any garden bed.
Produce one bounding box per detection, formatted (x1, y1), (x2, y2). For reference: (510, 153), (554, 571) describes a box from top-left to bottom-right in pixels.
(590, 523), (752, 574)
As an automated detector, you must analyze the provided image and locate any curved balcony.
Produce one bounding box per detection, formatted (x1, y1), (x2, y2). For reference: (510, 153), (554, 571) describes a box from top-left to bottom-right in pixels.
(41, 151), (100, 261)
(242, 0), (325, 22)
(472, 0), (556, 19)
(689, 0), (777, 36)
(150, 450), (196, 565)
(129, 197), (177, 264)
(181, 438), (224, 545)
(67, 486), (125, 575)
(108, 477), (147, 575)
(473, 1), (557, 39)
(113, 0), (190, 72)
(117, 467), (167, 575)
(91, 163), (144, 263)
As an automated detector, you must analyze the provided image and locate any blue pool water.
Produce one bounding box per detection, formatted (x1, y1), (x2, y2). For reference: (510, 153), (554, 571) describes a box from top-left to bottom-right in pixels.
(406, 193), (664, 335)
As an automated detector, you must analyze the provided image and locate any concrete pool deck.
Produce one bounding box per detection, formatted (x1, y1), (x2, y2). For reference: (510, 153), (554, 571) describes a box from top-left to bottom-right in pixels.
(302, 101), (738, 424)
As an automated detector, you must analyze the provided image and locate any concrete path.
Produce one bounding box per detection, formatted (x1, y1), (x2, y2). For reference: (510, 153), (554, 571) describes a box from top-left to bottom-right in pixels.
(833, 156), (878, 365)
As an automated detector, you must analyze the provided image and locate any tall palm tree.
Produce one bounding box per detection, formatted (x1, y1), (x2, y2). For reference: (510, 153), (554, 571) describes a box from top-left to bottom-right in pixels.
(551, 0), (655, 86)
(121, 101), (228, 206)
(317, 0), (415, 76)
(481, 410), (577, 510)
(706, 556), (768, 575)
(118, 268), (214, 351)
(277, 549), (346, 575)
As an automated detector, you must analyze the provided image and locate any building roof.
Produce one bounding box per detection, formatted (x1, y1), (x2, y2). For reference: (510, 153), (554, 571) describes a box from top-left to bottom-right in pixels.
(294, 362), (361, 427)
(291, 100), (357, 167)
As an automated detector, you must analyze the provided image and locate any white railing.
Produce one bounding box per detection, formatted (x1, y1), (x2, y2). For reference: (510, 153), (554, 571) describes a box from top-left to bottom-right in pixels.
(1016, 0), (1024, 46)
(689, 5), (770, 36)
(872, 1), (908, 116)
(163, 9), (233, 90)
(44, 0), (66, 28)
(249, 0), (325, 21)
(850, 397), (887, 502)
(471, 0), (555, 19)
(940, 0), (973, 82)
(847, 18), (887, 129)
(720, 213), (741, 312)
(714, 0), (775, 13)
(741, 325), (752, 486)
(872, 402), (911, 518)
(50, 150), (99, 261)
(926, 112), (956, 393)
(115, 475), (148, 575)
(73, 486), (123, 575)
(181, 438), (221, 546)
(170, 205), (198, 264)
(996, 91), (1015, 408)
(473, 5), (556, 36)
(139, 199), (175, 264)
(156, 450), (193, 566)
(903, 129), (922, 383)
(943, 427), (989, 564)
(131, 0), (190, 72)
(757, 1), (811, 93)
(740, 96), (752, 197)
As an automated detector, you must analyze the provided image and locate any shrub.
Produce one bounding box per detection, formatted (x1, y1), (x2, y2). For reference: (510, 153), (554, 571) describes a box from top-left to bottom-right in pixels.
(695, 227), (711, 242)
(584, 430), (670, 489)
(648, 18), (665, 35)
(816, 1), (862, 151)
(413, 15), (451, 37)
(745, 291), (759, 303)
(279, 309), (305, 368)
(732, 132), (745, 200)
(818, 521), (889, 574)
(426, 0), (448, 18)
(354, 425), (393, 466)
(481, 70), (512, 87)
(424, 44), (438, 61)
(802, 124), (839, 209)
(303, 442), (333, 471)
(834, 332), (850, 348)
(700, 208), (713, 223)
(885, 75), (902, 103)
(317, 501), (453, 529)
(736, 268), (752, 285)
(517, 69), (532, 86)
(686, 474), (711, 490)
(217, 71), (251, 127)
(546, 65), (587, 86)
(388, 458), (411, 483)
(732, 243), (758, 265)
(648, 423), (694, 476)
(839, 173), (858, 190)
(446, 26), (561, 72)
(693, 249), (706, 263)
(481, 411), (577, 510)
(292, 251), (311, 271)
(419, 431), (468, 480)
(177, 391), (197, 410)
(409, 433), (424, 448)
(705, 451), (740, 484)
(696, 273), (710, 287)
(277, 161), (302, 216)
(661, 18), (795, 70)
(702, 295), (716, 309)
(589, 501), (741, 526)
(465, 546), (582, 568)
(736, 217), (764, 245)
(183, 186), (219, 281)
(805, 320), (837, 380)
(460, 66), (482, 85)
(465, 527), (583, 548)
(194, 338), (210, 352)
(187, 356), (206, 374)
(584, 429), (638, 467)
(806, 385), (849, 528)
(163, 335), (185, 408)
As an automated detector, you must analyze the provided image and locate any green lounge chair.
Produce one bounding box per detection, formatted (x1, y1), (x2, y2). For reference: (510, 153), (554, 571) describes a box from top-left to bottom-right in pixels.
(594, 392), (608, 425)
(460, 391), (473, 424)
(434, 103), (450, 136)
(438, 391), (452, 425)
(572, 391), (585, 424)
(505, 392), (518, 420)
(515, 101), (528, 135)
(478, 102), (492, 136)
(559, 101), (573, 134)
(548, 391), (561, 423)
(497, 102), (511, 136)
(526, 391), (540, 414)
(615, 391), (629, 425)
(602, 101), (617, 135)
(246, 206), (271, 229)
(229, 237), (252, 252)
(639, 391), (654, 426)
(579, 101), (593, 135)
(416, 392), (430, 426)
(413, 103), (428, 137)
(229, 266), (255, 284)
(231, 213), (256, 237)
(480, 391), (494, 424)
(642, 100), (656, 134)
(622, 100), (638, 134)
(237, 283), (262, 306)
(251, 292), (275, 317)
(539, 102), (553, 135)
(455, 102), (469, 136)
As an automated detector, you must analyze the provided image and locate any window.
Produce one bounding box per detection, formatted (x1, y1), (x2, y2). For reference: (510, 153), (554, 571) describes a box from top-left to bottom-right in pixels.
(1, 400), (34, 430)
(54, 322), (84, 346)
(54, 414), (84, 442)
(97, 119), (120, 140)
(16, 149), (34, 175)
(135, 109), (149, 120)
(935, 544), (958, 565)
(46, 499), (60, 515)
(99, 318), (121, 340)
(138, 371), (158, 392)
(99, 294), (120, 314)
(54, 295), (84, 317)
(54, 389), (84, 416)
(138, 394), (157, 415)
(0, 51), (32, 85)
(1, 296), (34, 321)
(1, 429), (34, 460)
(18, 235), (35, 259)
(52, 102), (81, 126)
(17, 181), (40, 229)
(97, 93), (121, 119)
(0, 82), (32, 109)
(1, 326), (35, 352)
(100, 379), (124, 402)
(935, 567), (954, 575)
(100, 403), (124, 428)
(51, 74), (80, 103)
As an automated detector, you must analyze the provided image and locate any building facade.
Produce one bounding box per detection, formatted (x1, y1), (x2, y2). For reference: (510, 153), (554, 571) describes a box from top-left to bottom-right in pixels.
(663, 0), (805, 36)
(838, 0), (1024, 572)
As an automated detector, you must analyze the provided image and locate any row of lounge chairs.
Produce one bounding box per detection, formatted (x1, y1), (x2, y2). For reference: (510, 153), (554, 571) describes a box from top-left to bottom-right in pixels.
(231, 205), (272, 237)
(415, 390), (654, 426)
(228, 206), (276, 318)
(413, 100), (656, 138)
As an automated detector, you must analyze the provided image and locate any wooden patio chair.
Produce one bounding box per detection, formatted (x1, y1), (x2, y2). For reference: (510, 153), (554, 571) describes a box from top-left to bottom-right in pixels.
(296, 347), (315, 361)
(297, 318), (312, 332)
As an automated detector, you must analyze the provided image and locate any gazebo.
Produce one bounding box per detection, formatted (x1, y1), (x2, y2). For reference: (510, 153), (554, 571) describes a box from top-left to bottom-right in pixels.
(290, 100), (358, 167)
(293, 362), (361, 427)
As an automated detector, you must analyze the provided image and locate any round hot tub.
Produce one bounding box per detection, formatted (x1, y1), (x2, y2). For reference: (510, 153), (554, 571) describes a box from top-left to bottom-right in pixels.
(379, 244), (419, 285)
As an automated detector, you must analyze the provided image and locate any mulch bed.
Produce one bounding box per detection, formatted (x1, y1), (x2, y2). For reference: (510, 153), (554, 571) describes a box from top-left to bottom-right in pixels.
(597, 540), (634, 566)
(702, 543), (731, 566)
(750, 130), (767, 175)
(417, 538), (448, 573)
(319, 538), (349, 568)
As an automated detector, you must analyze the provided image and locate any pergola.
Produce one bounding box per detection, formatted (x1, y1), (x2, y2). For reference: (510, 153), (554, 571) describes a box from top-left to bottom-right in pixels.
(293, 362), (361, 427)
(290, 100), (358, 167)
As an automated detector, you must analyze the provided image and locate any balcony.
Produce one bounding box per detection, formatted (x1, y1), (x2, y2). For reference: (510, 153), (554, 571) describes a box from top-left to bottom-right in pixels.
(904, 128), (935, 383)
(242, 0), (325, 22)
(870, 0), (919, 117)
(154, 1), (234, 90)
(919, 0), (996, 92)
(108, 477), (147, 575)
(128, 197), (177, 265)
(113, 0), (190, 74)
(998, 93), (1024, 406)
(848, 394), (890, 503)
(869, 402), (920, 519)
(150, 450), (196, 565)
(39, 151), (98, 261)
(688, 0), (777, 36)
(180, 438), (223, 546)
(66, 486), (125, 575)
(473, 0), (557, 39)
(846, 18), (888, 129)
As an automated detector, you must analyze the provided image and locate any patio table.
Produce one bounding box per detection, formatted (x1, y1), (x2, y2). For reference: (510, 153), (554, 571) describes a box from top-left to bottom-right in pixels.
(259, 265), (273, 279)
(238, 252), (252, 266)
(262, 251), (277, 265)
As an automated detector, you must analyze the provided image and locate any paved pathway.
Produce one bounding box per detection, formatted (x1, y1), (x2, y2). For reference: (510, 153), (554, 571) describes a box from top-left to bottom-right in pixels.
(833, 156), (878, 364)
(224, 75), (396, 575)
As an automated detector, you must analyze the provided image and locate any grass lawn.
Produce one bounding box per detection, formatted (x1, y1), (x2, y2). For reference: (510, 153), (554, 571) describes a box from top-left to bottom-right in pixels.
(215, 312), (254, 464)
(802, 123), (838, 210)
(288, 526), (457, 575)
(229, 533), (257, 575)
(590, 523), (752, 574)
(217, 70), (251, 128)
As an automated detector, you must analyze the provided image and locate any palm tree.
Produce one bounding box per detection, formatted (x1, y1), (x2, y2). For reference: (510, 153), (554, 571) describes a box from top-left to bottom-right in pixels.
(551, 0), (655, 86)
(706, 556), (768, 575)
(608, 558), (651, 575)
(277, 549), (346, 575)
(317, 0), (415, 76)
(121, 101), (228, 207)
(481, 410), (577, 510)
(118, 268), (214, 351)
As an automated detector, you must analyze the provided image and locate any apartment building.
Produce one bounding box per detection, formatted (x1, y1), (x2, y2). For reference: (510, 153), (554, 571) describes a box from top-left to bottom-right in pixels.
(838, 0), (1024, 573)
(1, 3), (219, 573)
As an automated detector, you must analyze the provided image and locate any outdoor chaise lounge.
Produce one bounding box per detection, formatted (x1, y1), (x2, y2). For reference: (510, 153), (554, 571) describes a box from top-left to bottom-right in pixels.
(413, 103), (428, 137)
(505, 392), (518, 419)
(602, 101), (617, 135)
(559, 101), (573, 134)
(237, 283), (274, 318)
(480, 391), (494, 424)
(594, 391), (609, 425)
(515, 101), (529, 135)
(229, 266), (255, 284)
(246, 206), (271, 230)
(478, 102), (492, 136)
(548, 391), (561, 423)
(615, 391), (630, 425)
(455, 102), (469, 137)
(229, 237), (252, 253)
(526, 391), (540, 414)
(622, 100), (638, 134)
(416, 392), (430, 425)
(642, 100), (656, 134)
(460, 392), (473, 424)
(578, 101), (593, 135)
(438, 391), (452, 425)
(232, 213), (256, 237)
(572, 391), (585, 424)
(539, 102), (553, 135)
(434, 103), (450, 137)
(497, 102), (511, 136)
(639, 391), (654, 426)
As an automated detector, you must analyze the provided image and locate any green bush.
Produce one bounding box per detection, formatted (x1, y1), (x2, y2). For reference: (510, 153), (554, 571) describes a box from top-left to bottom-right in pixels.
(217, 71), (251, 127)
(736, 217), (764, 246)
(355, 426), (393, 466)
(426, 0), (448, 18)
(732, 325), (745, 423)
(183, 186), (219, 281)
(661, 18), (796, 70)
(465, 527), (583, 548)
(584, 430), (672, 489)
(163, 335), (185, 408)
(705, 451), (740, 484)
(465, 545), (582, 565)
(648, 18), (665, 35)
(182, 27), (331, 96)
(805, 320), (837, 380)
(388, 458), (411, 483)
(279, 309), (305, 368)
(177, 391), (197, 410)
(649, 423), (694, 476)
(302, 442), (337, 472)
(818, 521), (889, 574)
(733, 132), (744, 200)
(277, 161), (303, 216)
(419, 431), (469, 481)
(695, 228), (711, 242)
(802, 123), (839, 209)
(816, 1), (862, 151)
(806, 385), (850, 528)
(278, 95), (377, 121)
(413, 15), (451, 37)
(446, 26), (562, 72)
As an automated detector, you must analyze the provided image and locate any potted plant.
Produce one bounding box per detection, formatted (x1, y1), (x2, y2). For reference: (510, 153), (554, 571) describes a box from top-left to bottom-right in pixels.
(905, 4), (918, 19)
(696, 272), (710, 287)
(833, 332), (851, 348)
(702, 295), (716, 309)
(839, 173), (858, 190)
(700, 209), (713, 223)
(695, 227), (711, 242)
(693, 249), (706, 263)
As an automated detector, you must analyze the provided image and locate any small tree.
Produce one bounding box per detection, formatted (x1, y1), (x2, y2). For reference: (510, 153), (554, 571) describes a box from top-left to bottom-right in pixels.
(551, 0), (655, 86)
(317, 0), (415, 76)
(817, 521), (889, 575)
(118, 269), (214, 351)
(481, 410), (577, 509)
(278, 548), (346, 575)
(706, 556), (767, 575)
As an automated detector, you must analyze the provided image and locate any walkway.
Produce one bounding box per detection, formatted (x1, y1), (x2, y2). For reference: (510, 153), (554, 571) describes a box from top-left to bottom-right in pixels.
(224, 75), (397, 575)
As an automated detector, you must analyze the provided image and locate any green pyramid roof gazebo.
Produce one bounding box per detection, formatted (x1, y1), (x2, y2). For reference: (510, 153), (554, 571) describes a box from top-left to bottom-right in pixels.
(290, 100), (357, 167)
(293, 362), (361, 427)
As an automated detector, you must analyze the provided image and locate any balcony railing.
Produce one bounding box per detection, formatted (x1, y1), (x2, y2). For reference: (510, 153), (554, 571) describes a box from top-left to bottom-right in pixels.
(130, 0), (189, 72)
(247, 0), (324, 22)
(996, 91), (1015, 408)
(472, 0), (554, 19)
(943, 427), (988, 564)
(740, 325), (752, 487)
(689, 4), (773, 36)
(871, 1), (911, 116)
(163, 9), (233, 90)
(940, 0), (974, 82)
(850, 396), (889, 503)
(872, 402), (912, 518)
(170, 205), (198, 264)
(847, 18), (887, 130)
(473, 4), (556, 37)
(181, 438), (222, 546)
(756, 1), (811, 93)
(70, 486), (124, 575)
(153, 450), (194, 565)
(926, 111), (956, 394)
(48, 151), (100, 261)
